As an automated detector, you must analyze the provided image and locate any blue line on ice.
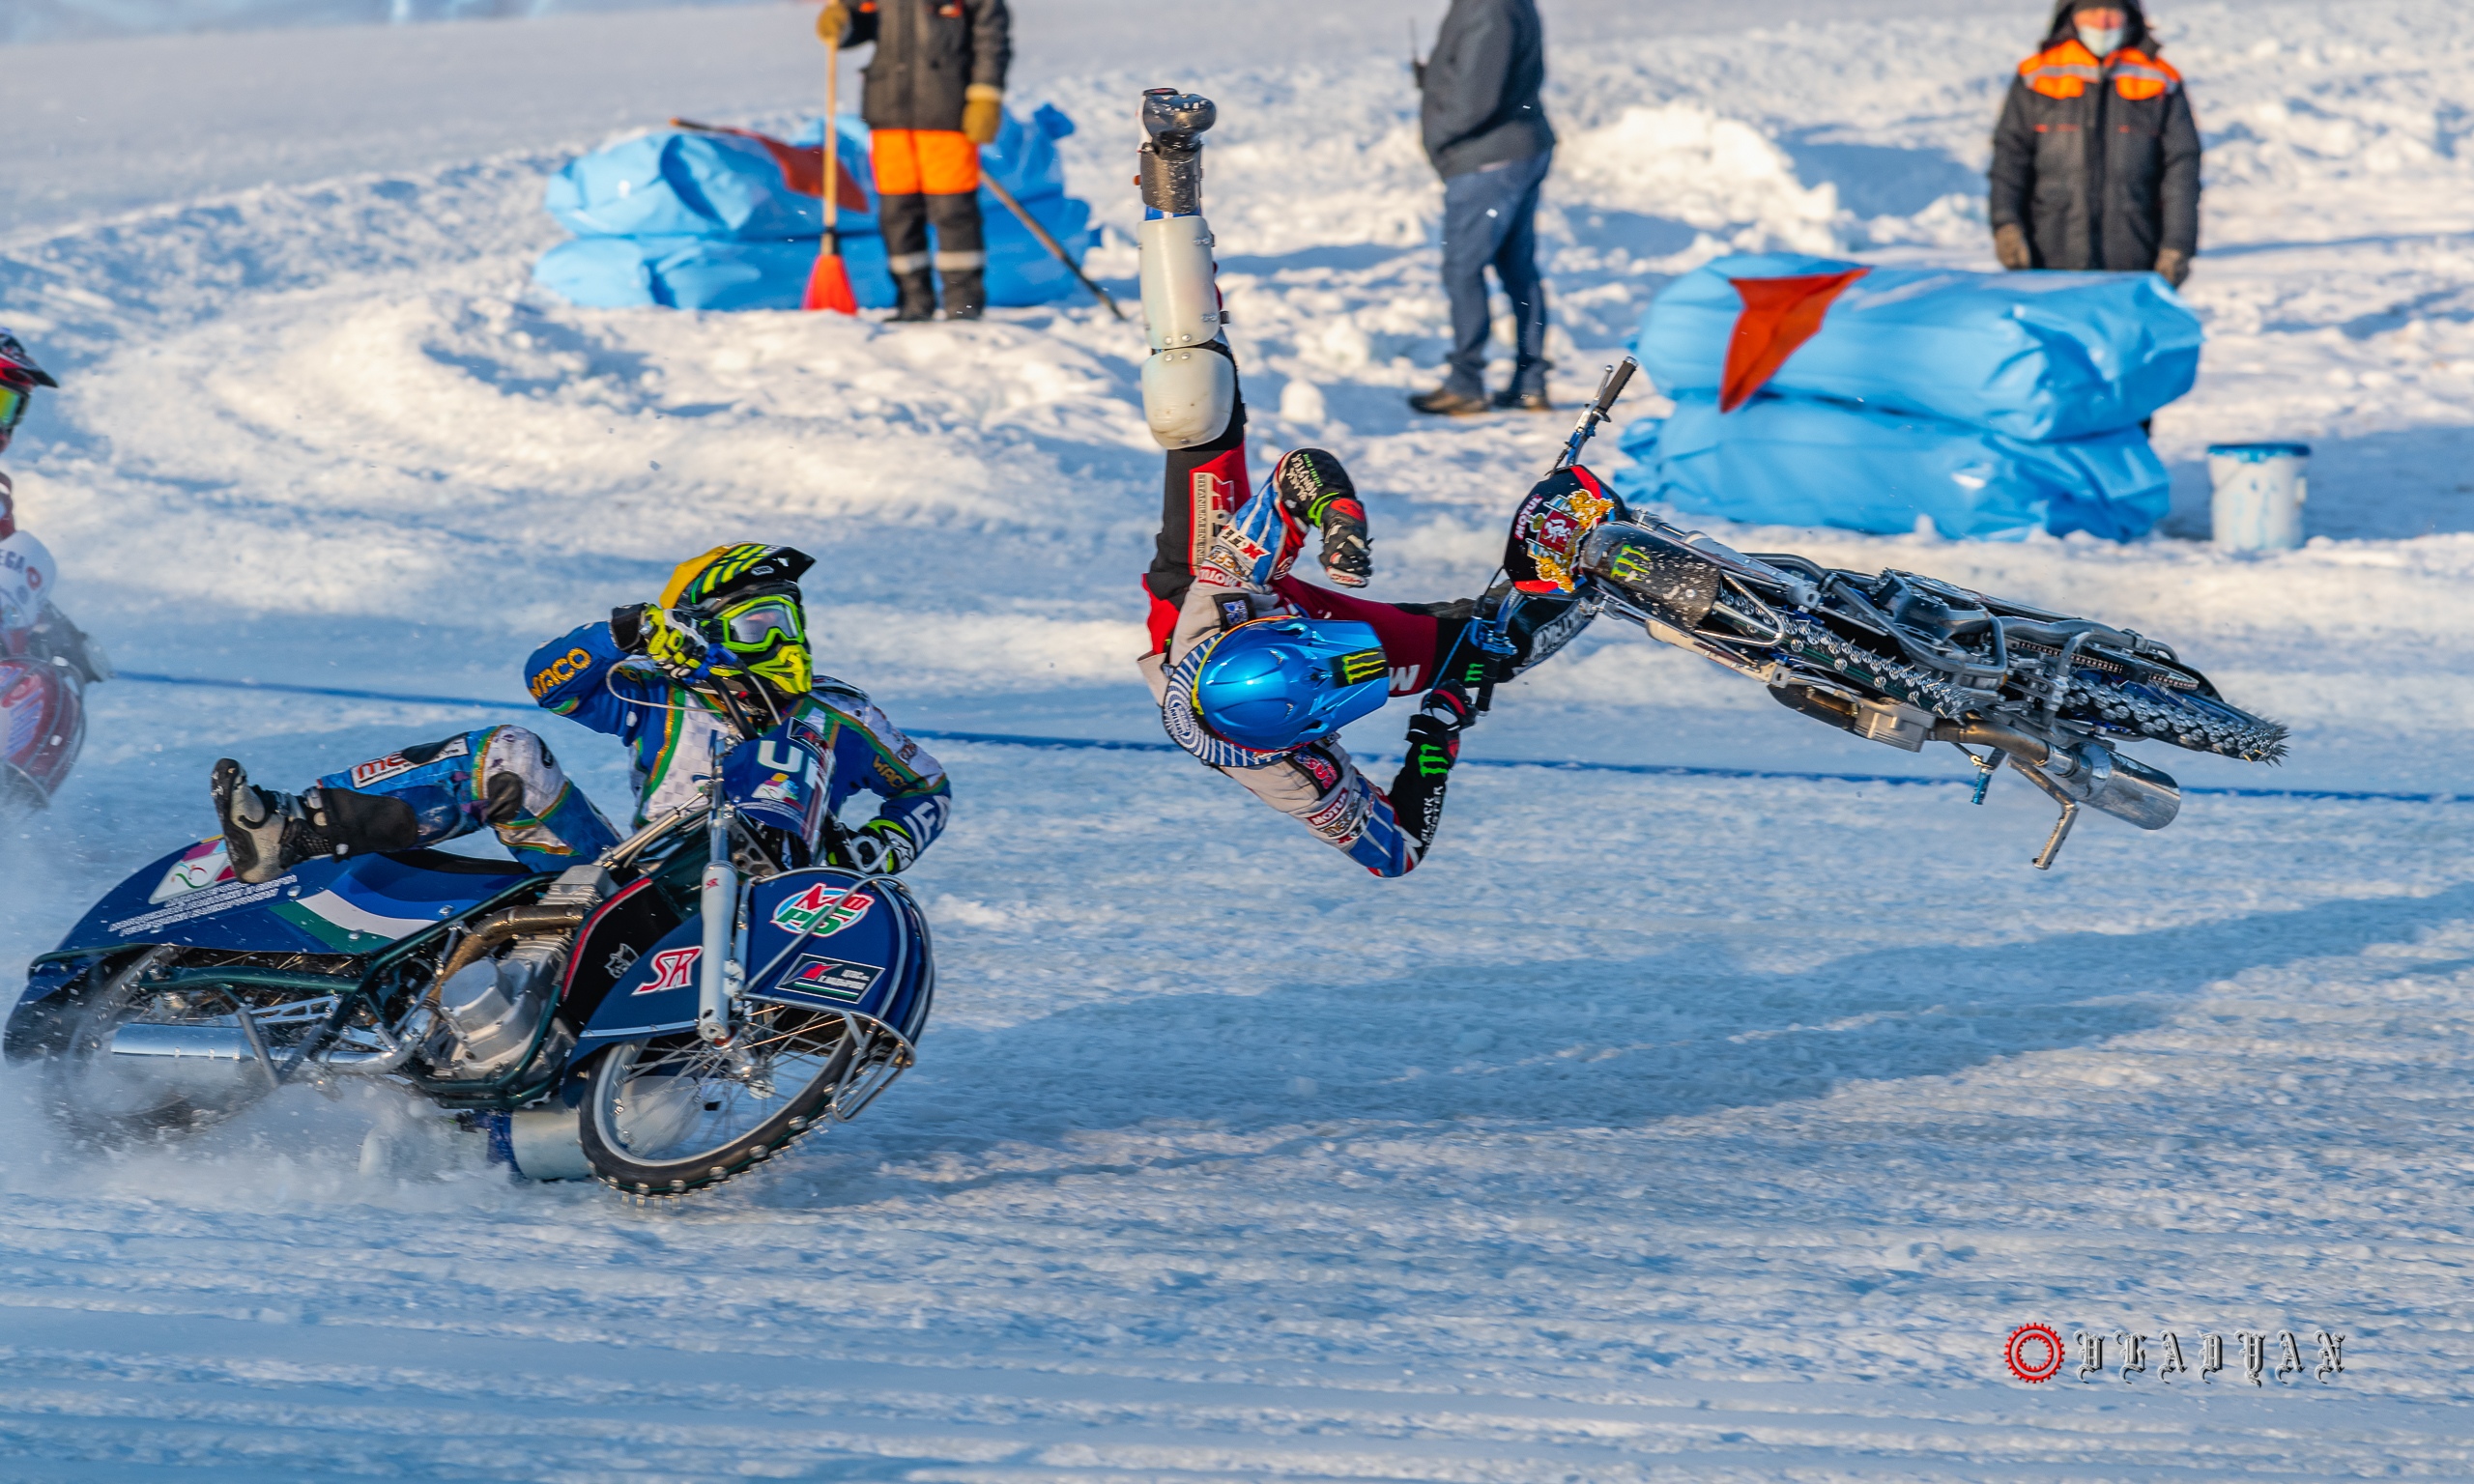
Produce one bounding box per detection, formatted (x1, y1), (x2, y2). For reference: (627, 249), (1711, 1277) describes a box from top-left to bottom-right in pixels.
(115, 671), (2454, 806)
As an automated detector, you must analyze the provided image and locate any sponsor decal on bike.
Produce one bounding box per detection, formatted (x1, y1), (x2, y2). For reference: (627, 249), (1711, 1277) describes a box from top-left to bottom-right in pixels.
(777, 954), (881, 1003)
(148, 839), (236, 904)
(770, 880), (874, 936)
(751, 771), (798, 806)
(604, 942), (639, 979)
(632, 945), (702, 995)
(107, 874), (294, 937)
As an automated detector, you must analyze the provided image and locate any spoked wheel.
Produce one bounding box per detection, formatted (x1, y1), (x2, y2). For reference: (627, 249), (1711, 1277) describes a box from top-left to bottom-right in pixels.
(44, 949), (279, 1146)
(577, 1003), (861, 1197)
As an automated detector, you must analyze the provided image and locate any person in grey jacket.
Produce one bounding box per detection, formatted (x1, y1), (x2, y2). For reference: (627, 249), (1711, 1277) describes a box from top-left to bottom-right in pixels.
(1410, 0), (1556, 416)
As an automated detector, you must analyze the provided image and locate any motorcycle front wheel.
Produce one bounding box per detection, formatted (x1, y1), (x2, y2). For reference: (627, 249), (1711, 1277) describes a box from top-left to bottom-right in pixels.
(577, 1003), (858, 1196)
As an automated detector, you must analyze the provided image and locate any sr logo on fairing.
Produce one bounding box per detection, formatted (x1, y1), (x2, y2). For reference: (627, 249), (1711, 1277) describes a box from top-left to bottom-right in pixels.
(631, 945), (702, 994)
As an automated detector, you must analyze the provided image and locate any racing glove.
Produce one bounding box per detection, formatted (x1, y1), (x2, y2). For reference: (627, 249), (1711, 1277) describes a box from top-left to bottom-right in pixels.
(1273, 447), (1372, 588)
(838, 818), (918, 875)
(611, 602), (712, 682)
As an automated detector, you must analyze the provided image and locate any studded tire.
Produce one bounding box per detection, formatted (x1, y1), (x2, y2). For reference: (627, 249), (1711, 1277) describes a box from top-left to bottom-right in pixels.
(576, 1004), (857, 1198)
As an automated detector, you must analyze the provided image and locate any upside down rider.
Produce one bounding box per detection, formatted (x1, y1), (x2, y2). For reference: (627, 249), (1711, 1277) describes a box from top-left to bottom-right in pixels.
(210, 544), (950, 884)
(1131, 91), (1593, 877)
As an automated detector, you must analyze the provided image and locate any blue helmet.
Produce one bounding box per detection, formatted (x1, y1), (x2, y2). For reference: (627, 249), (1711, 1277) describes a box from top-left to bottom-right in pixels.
(1167, 616), (1392, 762)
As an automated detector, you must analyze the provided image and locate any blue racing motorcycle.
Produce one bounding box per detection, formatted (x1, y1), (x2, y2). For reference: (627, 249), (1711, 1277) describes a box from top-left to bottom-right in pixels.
(2, 709), (935, 1199)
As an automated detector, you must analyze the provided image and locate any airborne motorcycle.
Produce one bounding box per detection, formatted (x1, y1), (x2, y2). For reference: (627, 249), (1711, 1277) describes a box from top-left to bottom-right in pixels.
(1480, 359), (2287, 868)
(2, 698), (934, 1197)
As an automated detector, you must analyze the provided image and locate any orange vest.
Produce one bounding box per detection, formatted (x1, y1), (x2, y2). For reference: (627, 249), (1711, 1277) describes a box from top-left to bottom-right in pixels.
(2019, 38), (2182, 103)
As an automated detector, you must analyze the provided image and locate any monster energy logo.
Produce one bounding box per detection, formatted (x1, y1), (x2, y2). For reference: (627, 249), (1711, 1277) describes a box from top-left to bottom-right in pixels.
(1609, 548), (1660, 585)
(1335, 649), (1388, 686)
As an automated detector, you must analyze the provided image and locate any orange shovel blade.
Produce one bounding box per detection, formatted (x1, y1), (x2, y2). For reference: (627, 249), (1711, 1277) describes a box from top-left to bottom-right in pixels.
(802, 247), (858, 314)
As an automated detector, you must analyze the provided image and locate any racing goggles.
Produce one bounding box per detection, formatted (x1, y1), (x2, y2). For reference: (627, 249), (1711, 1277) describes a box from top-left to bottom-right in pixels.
(0, 385), (25, 433)
(714, 595), (805, 654)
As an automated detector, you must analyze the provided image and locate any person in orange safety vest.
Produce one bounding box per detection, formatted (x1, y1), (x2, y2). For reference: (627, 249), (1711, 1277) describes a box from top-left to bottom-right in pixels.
(820, 0), (1011, 322)
(1989, 0), (2201, 288)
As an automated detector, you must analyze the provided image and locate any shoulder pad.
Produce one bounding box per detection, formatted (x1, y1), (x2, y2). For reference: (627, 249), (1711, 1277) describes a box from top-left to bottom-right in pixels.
(809, 674), (870, 710)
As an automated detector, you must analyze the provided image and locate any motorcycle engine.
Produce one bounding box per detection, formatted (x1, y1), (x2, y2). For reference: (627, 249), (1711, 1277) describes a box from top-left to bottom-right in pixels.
(431, 866), (610, 1078)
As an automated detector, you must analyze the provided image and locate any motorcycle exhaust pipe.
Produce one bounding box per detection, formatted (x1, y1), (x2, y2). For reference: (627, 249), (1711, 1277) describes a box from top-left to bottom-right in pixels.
(109, 1023), (252, 1060)
(1933, 721), (2180, 831)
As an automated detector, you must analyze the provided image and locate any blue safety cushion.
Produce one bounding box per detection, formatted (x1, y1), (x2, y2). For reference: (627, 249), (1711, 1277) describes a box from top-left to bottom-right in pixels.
(1610, 389), (2171, 543)
(1630, 254), (2203, 442)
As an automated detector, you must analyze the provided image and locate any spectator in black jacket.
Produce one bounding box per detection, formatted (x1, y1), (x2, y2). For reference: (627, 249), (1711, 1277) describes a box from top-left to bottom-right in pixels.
(1989, 0), (2201, 287)
(1409, 0), (1556, 416)
(822, 0), (1012, 320)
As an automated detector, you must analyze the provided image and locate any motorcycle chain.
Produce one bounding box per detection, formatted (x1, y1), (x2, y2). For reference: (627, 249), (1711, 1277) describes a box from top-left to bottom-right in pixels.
(1775, 615), (2287, 762)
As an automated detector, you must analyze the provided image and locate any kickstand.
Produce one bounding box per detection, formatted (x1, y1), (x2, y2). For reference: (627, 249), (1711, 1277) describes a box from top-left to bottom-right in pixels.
(2032, 800), (2080, 870)
(2008, 759), (2082, 870)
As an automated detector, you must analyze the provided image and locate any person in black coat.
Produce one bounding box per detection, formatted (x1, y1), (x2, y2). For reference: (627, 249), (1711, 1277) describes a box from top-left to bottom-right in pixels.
(1409, 0), (1557, 416)
(822, 0), (1012, 320)
(1989, 0), (2201, 287)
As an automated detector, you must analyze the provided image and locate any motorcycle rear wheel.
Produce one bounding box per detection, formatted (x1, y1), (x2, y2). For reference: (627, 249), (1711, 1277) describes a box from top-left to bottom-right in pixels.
(43, 950), (278, 1146)
(578, 1003), (857, 1197)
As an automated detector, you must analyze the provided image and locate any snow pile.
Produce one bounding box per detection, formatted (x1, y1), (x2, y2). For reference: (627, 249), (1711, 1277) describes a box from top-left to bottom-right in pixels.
(1556, 102), (1845, 257)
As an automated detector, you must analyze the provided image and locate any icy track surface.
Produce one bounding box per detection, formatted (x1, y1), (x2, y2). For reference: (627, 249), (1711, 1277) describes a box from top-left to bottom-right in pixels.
(6, 0), (2474, 1476)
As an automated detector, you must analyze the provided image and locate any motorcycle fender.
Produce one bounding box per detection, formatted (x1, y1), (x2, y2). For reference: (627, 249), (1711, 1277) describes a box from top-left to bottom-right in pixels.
(3, 950), (123, 1062)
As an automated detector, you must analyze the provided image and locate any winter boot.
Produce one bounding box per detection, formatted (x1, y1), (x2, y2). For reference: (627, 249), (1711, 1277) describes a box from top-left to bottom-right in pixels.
(939, 269), (986, 321)
(211, 759), (420, 884)
(926, 191), (988, 320)
(890, 271), (939, 322)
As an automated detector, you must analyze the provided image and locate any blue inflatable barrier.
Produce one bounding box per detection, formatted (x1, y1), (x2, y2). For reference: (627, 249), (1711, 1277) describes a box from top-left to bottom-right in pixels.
(1611, 390), (2171, 542)
(1630, 254), (2202, 442)
(534, 103), (1098, 312)
(535, 191), (1094, 312)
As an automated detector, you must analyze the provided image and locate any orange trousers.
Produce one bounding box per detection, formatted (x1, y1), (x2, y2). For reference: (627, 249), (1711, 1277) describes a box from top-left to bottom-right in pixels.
(871, 129), (981, 197)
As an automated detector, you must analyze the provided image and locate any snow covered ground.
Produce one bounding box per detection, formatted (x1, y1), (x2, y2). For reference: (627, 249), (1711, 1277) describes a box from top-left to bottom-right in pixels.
(5, 0), (2474, 1476)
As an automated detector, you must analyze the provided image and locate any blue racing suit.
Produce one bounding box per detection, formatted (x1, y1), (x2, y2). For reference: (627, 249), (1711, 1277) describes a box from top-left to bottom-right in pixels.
(311, 623), (950, 876)
(524, 620), (951, 860)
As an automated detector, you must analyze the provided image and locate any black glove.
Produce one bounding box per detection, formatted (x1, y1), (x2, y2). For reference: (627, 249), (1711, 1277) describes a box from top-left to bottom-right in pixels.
(1273, 447), (1372, 588)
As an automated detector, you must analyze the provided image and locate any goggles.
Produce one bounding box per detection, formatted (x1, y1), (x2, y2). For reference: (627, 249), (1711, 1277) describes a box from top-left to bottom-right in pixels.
(714, 596), (805, 653)
(0, 385), (25, 432)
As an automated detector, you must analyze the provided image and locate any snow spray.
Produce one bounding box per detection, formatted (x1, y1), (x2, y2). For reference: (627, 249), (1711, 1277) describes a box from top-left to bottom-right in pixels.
(2207, 442), (2309, 551)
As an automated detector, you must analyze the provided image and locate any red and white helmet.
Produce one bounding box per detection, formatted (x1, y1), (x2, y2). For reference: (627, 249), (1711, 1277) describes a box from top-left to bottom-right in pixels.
(0, 327), (56, 462)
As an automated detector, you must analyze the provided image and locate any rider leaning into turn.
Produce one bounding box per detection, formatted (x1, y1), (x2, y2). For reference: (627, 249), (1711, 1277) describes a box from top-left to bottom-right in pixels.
(212, 543), (951, 885)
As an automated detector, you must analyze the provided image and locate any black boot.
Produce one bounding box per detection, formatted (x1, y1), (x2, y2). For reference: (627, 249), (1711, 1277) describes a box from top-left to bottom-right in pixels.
(878, 191), (937, 322)
(891, 271), (938, 322)
(927, 191), (988, 320)
(211, 759), (420, 884)
(940, 269), (986, 321)
(1386, 686), (1474, 865)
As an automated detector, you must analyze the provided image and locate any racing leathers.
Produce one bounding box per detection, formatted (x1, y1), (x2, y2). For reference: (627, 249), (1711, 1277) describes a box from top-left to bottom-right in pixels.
(0, 473), (106, 685)
(527, 618), (951, 869)
(1143, 464), (1589, 877)
(225, 623), (949, 883)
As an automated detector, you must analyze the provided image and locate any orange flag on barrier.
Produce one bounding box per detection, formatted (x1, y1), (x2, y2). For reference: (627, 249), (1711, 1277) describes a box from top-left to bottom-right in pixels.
(1719, 269), (1869, 412)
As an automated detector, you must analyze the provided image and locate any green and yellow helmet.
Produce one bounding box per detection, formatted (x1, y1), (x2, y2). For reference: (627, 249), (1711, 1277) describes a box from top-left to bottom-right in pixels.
(661, 543), (818, 707)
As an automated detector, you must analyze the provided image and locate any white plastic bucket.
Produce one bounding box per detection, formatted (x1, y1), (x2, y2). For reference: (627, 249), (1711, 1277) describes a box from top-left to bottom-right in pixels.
(2208, 442), (2310, 551)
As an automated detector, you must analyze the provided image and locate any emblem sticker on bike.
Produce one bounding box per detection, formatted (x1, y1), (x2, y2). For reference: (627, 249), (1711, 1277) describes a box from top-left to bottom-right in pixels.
(148, 839), (236, 904)
(770, 881), (874, 937)
(779, 954), (880, 1003)
(631, 945), (702, 995)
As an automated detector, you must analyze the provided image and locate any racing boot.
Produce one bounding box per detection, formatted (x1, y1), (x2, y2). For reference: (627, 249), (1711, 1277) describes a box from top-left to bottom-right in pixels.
(1271, 448), (1371, 587)
(211, 759), (420, 884)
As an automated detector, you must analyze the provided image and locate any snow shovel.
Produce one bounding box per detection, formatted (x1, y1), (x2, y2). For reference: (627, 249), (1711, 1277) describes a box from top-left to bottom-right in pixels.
(801, 10), (858, 314)
(981, 174), (1124, 321)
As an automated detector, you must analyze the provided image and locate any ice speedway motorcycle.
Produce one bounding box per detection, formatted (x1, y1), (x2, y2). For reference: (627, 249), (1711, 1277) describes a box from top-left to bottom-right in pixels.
(0, 575), (107, 818)
(2, 687), (933, 1199)
(1482, 359), (2288, 869)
